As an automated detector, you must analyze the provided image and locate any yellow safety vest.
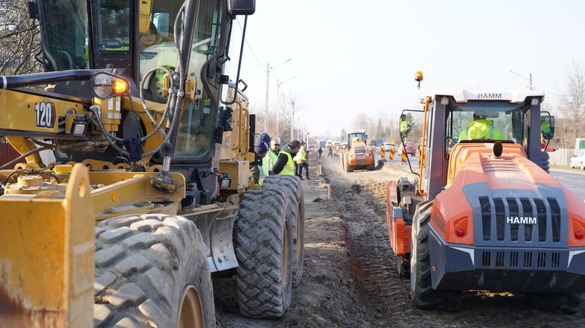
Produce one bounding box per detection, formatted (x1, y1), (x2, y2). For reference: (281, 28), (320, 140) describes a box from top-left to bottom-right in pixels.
(258, 156), (270, 185)
(294, 146), (307, 163)
(267, 150), (279, 169)
(280, 152), (295, 175)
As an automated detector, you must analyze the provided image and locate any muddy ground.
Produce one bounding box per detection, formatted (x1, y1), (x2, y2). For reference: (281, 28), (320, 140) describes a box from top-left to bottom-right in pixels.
(213, 155), (585, 328)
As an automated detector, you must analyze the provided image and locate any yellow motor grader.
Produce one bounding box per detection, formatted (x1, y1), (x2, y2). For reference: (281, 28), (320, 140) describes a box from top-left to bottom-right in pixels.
(0, 0), (304, 327)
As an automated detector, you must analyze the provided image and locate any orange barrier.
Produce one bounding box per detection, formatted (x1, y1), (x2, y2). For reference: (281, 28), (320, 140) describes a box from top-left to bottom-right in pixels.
(381, 145), (386, 159)
(401, 147), (407, 163)
(389, 146), (395, 160)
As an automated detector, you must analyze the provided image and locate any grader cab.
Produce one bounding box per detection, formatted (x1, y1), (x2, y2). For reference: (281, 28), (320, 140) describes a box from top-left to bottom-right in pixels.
(386, 76), (585, 313)
(0, 0), (305, 327)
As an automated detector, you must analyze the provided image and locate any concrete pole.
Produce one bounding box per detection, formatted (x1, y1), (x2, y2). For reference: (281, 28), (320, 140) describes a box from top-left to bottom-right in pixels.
(265, 63), (269, 132)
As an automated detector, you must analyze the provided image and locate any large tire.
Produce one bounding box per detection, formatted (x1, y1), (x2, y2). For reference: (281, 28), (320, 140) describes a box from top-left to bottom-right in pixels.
(410, 201), (437, 309)
(94, 214), (215, 328)
(367, 158), (376, 171)
(410, 201), (461, 312)
(540, 150), (550, 173)
(263, 174), (305, 286)
(344, 154), (354, 172)
(235, 188), (294, 318)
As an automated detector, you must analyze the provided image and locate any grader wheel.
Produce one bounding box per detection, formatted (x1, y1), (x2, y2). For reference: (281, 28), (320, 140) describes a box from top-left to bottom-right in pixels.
(262, 174), (305, 286)
(235, 188), (294, 318)
(94, 214), (215, 327)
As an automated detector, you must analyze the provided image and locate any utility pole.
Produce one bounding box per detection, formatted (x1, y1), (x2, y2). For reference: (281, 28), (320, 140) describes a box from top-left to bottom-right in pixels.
(290, 99), (296, 141)
(276, 75), (297, 142)
(264, 58), (292, 134)
(264, 63), (269, 132)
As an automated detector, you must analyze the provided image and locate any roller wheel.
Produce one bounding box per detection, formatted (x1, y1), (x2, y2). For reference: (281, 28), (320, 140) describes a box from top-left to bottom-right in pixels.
(410, 201), (461, 312)
(344, 155), (354, 172)
(94, 214), (215, 328)
(410, 201), (437, 309)
(367, 159), (376, 171)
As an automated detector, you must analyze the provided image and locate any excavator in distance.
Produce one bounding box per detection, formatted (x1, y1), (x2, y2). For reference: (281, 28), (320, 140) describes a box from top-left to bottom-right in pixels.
(0, 0), (305, 327)
(386, 72), (585, 312)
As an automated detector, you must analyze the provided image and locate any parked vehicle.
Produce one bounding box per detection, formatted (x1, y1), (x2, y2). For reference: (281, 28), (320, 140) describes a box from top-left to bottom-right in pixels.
(400, 142), (417, 156)
(570, 151), (585, 170)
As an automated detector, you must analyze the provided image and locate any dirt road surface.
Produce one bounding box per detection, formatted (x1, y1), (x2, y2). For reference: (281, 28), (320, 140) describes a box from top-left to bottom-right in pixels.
(213, 155), (585, 327)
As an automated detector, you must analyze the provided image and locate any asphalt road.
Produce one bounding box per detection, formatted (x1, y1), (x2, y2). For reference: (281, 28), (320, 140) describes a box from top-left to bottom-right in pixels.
(551, 168), (585, 200)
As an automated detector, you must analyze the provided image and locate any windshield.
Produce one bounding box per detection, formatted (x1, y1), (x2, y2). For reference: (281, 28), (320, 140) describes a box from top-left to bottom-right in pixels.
(39, 0), (89, 70)
(348, 132), (367, 143)
(139, 0), (223, 159)
(94, 0), (131, 51)
(445, 100), (530, 152)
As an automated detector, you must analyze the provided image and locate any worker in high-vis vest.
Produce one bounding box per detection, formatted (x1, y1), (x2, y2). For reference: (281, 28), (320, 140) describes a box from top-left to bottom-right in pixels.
(294, 141), (310, 180)
(272, 140), (302, 176)
(267, 139), (281, 172)
(458, 113), (504, 141)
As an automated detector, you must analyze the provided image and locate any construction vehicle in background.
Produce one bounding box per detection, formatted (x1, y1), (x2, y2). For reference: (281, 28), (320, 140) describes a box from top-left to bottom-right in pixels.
(386, 72), (585, 313)
(0, 0), (305, 327)
(340, 130), (375, 172)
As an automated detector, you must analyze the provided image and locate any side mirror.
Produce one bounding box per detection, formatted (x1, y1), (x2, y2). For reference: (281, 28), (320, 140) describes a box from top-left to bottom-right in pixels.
(540, 115), (554, 141)
(228, 0), (255, 15)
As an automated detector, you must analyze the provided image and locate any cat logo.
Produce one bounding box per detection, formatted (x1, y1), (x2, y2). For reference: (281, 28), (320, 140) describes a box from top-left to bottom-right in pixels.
(506, 216), (537, 225)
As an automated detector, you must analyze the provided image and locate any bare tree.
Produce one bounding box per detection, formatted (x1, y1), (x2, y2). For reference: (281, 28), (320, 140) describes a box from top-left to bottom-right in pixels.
(352, 113), (370, 132)
(0, 0), (42, 75)
(277, 90), (301, 143)
(558, 61), (585, 148)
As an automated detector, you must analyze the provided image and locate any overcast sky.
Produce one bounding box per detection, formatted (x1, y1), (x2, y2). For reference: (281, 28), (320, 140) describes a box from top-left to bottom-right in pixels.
(229, 0), (585, 139)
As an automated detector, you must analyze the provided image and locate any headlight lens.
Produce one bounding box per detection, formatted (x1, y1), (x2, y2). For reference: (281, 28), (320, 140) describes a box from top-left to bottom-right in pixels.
(90, 73), (129, 99)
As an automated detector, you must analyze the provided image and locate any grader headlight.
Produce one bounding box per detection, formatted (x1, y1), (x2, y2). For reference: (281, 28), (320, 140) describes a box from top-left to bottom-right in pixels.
(90, 73), (129, 99)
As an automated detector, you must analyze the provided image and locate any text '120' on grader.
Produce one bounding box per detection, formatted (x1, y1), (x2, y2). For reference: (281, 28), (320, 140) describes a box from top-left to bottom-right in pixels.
(0, 0), (305, 327)
(387, 72), (585, 313)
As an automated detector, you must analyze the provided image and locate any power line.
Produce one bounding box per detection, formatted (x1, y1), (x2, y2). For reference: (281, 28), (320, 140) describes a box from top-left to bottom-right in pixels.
(236, 17), (264, 68)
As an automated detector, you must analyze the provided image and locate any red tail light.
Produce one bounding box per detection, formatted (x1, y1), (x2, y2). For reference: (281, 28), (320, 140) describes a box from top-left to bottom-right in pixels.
(455, 228), (465, 237)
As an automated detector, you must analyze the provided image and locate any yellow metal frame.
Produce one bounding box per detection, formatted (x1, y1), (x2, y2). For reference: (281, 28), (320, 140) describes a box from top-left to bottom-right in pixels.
(0, 165), (186, 327)
(0, 164), (93, 327)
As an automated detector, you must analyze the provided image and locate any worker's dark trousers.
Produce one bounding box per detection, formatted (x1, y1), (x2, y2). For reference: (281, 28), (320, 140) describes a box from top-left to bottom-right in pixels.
(296, 162), (309, 179)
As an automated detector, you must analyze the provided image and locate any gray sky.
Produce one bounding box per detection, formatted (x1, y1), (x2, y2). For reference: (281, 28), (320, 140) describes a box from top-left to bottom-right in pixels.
(231, 0), (585, 139)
